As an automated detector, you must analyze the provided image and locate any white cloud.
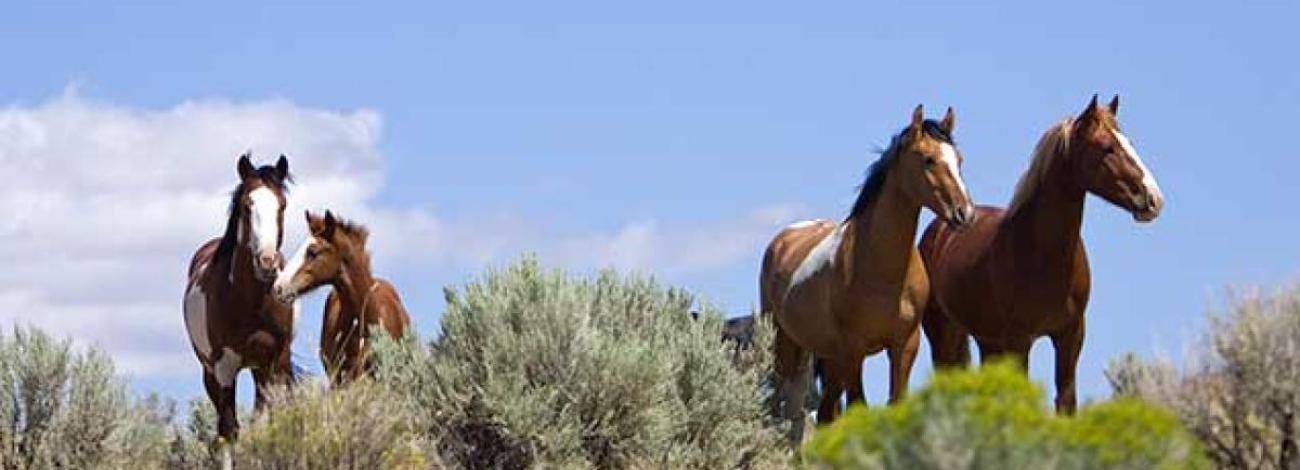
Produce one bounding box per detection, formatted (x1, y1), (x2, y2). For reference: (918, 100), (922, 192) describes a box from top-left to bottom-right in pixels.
(549, 203), (805, 275)
(0, 90), (803, 382)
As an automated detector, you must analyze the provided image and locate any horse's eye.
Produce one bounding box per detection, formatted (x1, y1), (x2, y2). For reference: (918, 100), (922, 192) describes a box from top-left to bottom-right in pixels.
(923, 157), (937, 168)
(306, 250), (317, 261)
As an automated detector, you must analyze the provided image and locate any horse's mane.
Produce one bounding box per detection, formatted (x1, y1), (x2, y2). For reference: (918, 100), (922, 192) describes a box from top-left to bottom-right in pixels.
(331, 216), (371, 248)
(214, 161), (292, 266)
(846, 119), (953, 221)
(1007, 118), (1073, 215)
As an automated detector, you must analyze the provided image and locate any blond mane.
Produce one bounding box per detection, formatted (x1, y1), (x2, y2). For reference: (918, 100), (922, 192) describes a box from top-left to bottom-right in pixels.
(1007, 118), (1074, 214)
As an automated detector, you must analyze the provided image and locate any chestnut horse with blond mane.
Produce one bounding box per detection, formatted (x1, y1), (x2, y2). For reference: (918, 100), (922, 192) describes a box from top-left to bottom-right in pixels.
(760, 105), (975, 442)
(919, 95), (1164, 413)
(274, 210), (411, 384)
(183, 153), (297, 464)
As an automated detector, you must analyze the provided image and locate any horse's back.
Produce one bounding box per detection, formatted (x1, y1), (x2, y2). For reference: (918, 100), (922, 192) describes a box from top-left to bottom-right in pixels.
(373, 278), (410, 337)
(188, 238), (221, 282)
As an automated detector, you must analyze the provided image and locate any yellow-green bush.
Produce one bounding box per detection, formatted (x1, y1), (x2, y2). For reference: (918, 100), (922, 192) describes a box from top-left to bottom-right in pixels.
(805, 363), (1206, 470)
(231, 380), (434, 469)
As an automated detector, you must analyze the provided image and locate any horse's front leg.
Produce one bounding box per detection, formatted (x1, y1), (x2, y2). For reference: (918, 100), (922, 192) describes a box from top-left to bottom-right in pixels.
(887, 328), (921, 404)
(774, 327), (813, 445)
(815, 358), (844, 425)
(203, 370), (238, 470)
(1050, 317), (1085, 414)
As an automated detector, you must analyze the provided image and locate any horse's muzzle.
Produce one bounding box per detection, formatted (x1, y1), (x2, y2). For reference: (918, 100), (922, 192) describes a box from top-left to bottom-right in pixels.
(948, 204), (976, 229)
(1132, 191), (1163, 223)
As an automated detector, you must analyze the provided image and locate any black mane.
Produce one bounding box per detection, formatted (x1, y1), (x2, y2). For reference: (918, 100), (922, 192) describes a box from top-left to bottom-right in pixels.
(846, 120), (953, 220)
(214, 161), (292, 265)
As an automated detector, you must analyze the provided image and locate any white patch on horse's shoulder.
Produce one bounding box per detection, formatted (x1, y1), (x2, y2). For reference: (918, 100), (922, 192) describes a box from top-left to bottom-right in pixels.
(788, 223), (844, 294)
(785, 219), (824, 230)
(184, 284), (212, 359)
(214, 348), (242, 388)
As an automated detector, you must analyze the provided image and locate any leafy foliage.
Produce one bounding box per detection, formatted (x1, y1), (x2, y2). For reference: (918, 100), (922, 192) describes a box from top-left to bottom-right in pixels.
(806, 362), (1206, 470)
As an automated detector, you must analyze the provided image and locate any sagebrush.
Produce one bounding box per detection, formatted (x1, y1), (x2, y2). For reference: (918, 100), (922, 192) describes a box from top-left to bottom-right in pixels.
(373, 257), (788, 468)
(1108, 284), (1300, 469)
(0, 326), (175, 469)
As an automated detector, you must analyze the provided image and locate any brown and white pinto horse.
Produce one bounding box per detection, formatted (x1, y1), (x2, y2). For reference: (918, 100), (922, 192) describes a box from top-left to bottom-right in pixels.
(183, 153), (297, 452)
(919, 95), (1164, 414)
(760, 106), (974, 442)
(273, 210), (410, 385)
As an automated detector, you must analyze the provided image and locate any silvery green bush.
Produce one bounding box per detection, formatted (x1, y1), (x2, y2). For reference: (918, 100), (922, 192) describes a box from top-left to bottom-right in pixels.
(373, 257), (787, 469)
(1108, 284), (1300, 469)
(0, 326), (175, 469)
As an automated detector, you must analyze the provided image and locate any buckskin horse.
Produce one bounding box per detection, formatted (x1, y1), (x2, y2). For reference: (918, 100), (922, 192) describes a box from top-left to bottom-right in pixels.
(183, 153), (297, 460)
(760, 105), (975, 442)
(919, 95), (1164, 414)
(273, 210), (411, 385)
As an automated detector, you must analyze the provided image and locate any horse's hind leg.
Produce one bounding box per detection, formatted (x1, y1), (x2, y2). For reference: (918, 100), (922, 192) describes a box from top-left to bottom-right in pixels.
(773, 327), (812, 444)
(887, 328), (921, 404)
(1050, 318), (1085, 414)
(921, 301), (970, 369)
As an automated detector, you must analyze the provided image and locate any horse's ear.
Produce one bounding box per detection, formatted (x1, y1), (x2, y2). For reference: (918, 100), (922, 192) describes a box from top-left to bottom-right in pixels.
(1081, 94), (1101, 118)
(940, 106), (956, 135)
(306, 210), (324, 235)
(910, 104), (925, 130)
(321, 210), (337, 239)
(274, 155), (290, 181)
(237, 153), (254, 179)
(1108, 95), (1120, 116)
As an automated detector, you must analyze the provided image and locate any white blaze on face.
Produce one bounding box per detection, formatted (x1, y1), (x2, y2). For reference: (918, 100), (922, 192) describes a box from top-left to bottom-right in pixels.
(246, 187), (282, 258)
(1112, 129), (1163, 203)
(937, 142), (970, 201)
(273, 236), (317, 299)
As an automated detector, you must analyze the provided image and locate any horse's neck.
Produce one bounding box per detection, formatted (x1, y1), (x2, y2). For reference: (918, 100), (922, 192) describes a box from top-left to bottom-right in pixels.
(840, 177), (921, 290)
(1004, 151), (1086, 260)
(331, 247), (377, 320)
(229, 247), (269, 293)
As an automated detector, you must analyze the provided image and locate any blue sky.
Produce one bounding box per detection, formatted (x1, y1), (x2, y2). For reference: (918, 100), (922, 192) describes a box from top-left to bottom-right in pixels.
(2, 1), (1297, 404)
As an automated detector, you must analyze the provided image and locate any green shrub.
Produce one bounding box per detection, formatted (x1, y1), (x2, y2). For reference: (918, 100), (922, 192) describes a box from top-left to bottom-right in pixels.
(806, 362), (1206, 470)
(1108, 284), (1300, 469)
(230, 379), (434, 469)
(0, 326), (173, 469)
(373, 257), (787, 469)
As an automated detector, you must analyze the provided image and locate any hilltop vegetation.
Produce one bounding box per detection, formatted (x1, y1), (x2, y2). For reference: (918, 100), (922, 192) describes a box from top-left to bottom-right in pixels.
(1, 259), (1296, 468)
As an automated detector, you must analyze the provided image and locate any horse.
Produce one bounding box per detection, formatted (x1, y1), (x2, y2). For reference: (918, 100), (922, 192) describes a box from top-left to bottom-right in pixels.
(182, 153), (297, 455)
(273, 210), (411, 385)
(760, 105), (975, 442)
(918, 95), (1164, 414)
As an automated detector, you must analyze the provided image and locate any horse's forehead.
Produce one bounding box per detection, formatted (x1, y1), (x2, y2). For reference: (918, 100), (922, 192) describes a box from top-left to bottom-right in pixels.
(242, 179), (285, 205)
